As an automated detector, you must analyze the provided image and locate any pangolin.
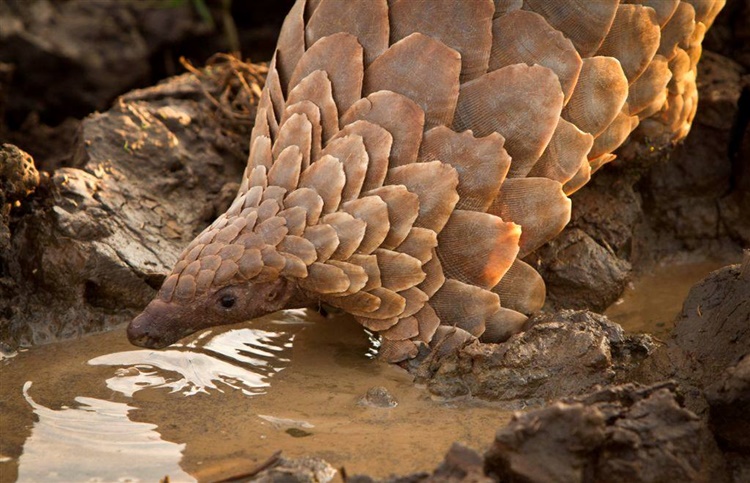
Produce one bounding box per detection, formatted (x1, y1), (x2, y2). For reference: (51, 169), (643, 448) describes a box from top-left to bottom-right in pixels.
(127, 0), (725, 362)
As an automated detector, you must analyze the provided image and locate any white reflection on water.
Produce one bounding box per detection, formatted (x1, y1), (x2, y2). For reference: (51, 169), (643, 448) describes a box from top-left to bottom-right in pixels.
(88, 328), (295, 397)
(19, 381), (195, 483)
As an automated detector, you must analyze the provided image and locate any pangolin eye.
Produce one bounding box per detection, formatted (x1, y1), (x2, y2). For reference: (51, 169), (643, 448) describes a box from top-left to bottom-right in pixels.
(266, 290), (279, 302)
(219, 295), (236, 309)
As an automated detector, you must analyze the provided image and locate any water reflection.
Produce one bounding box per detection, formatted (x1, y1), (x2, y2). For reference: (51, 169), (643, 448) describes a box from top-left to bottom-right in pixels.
(88, 328), (295, 397)
(13, 325), (298, 482)
(19, 381), (195, 482)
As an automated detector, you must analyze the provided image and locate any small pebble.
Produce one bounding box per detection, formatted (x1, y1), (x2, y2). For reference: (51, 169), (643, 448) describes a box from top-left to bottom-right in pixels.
(358, 386), (398, 408)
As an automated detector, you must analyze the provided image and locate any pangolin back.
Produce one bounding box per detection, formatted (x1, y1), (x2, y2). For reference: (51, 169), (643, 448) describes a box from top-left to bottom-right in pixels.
(146, 0), (724, 361)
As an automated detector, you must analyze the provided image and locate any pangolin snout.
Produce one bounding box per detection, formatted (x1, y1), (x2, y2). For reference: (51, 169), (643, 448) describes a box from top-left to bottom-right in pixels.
(127, 300), (185, 349)
(127, 314), (169, 348)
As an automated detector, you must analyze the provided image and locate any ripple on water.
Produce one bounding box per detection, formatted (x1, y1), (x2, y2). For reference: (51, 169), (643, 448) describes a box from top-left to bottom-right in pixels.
(19, 381), (195, 482)
(88, 328), (295, 397)
(8, 317), (302, 482)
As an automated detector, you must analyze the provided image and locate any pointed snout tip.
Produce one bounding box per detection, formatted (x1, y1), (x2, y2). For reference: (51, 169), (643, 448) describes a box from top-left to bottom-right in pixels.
(127, 302), (176, 349)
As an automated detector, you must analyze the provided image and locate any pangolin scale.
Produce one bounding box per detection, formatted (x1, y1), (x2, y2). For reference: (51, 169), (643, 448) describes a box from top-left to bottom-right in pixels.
(127, 0), (725, 361)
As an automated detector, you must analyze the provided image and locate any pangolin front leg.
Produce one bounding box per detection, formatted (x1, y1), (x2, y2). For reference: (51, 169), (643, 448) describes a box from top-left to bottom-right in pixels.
(128, 0), (725, 362)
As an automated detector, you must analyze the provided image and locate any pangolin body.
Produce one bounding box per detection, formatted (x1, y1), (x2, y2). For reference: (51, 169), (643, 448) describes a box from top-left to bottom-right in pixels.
(128, 0), (725, 361)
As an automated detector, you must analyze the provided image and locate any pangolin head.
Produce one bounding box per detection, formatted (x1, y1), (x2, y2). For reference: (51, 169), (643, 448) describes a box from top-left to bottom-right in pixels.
(127, 181), (318, 349)
(127, 277), (297, 349)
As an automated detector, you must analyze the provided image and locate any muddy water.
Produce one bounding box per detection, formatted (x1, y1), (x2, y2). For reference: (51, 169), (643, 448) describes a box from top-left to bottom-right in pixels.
(605, 258), (732, 338)
(0, 310), (508, 483)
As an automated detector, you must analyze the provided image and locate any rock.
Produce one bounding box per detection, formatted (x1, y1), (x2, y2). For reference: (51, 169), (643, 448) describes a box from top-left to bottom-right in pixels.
(0, 62), (262, 348)
(529, 229), (632, 312)
(2, 115), (82, 172)
(528, 168), (640, 314)
(706, 355), (750, 453)
(252, 455), (337, 483)
(431, 443), (490, 483)
(635, 259), (750, 413)
(0, 143), (41, 252)
(414, 310), (654, 402)
(568, 166), (642, 258)
(672, 261), (750, 376)
(0, 143), (41, 305)
(0, 0), (150, 123)
(704, 0), (750, 71)
(0, 144), (39, 202)
(275, 384), (731, 483)
(484, 382), (727, 483)
(358, 386), (398, 408)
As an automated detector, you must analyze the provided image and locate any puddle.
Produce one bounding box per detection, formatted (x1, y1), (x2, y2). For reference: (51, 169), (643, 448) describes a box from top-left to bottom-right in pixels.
(0, 310), (508, 482)
(1, 257), (737, 482)
(605, 258), (732, 338)
(19, 381), (193, 482)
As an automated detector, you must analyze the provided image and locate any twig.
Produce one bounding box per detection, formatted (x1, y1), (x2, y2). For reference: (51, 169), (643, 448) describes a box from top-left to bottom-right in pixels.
(211, 450), (283, 483)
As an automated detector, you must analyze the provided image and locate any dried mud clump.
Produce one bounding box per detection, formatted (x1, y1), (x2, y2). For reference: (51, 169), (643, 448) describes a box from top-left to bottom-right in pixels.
(410, 310), (655, 402)
(485, 383), (727, 483)
(634, 258), (750, 413)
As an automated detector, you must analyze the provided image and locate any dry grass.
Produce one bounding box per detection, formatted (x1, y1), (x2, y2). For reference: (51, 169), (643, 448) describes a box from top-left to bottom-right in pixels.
(180, 53), (268, 142)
